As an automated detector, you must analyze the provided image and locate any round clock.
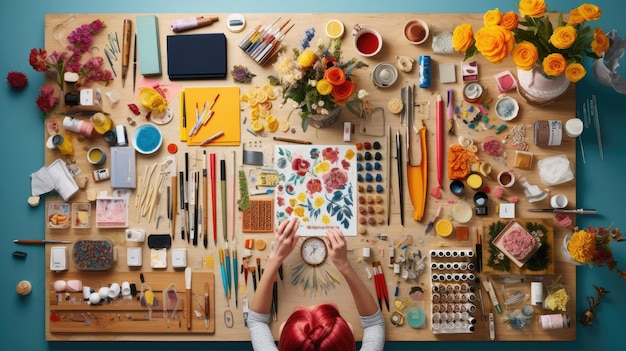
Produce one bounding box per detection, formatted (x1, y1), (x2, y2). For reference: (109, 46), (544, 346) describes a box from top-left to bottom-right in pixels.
(300, 237), (328, 266)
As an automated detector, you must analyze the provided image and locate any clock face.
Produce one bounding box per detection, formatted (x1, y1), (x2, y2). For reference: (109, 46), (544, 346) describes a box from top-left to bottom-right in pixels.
(300, 237), (327, 266)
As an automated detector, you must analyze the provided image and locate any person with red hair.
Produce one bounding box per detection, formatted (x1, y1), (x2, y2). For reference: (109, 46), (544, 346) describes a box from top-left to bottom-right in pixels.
(247, 217), (385, 350)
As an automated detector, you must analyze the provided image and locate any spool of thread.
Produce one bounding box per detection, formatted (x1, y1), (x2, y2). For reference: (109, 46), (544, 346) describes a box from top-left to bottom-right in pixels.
(16, 280), (32, 296)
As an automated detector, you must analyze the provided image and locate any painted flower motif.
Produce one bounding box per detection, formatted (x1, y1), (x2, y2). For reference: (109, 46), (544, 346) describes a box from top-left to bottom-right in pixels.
(322, 147), (340, 163)
(314, 196), (325, 208)
(306, 178), (323, 195)
(291, 158), (311, 177)
(314, 161), (331, 175)
(322, 167), (348, 192)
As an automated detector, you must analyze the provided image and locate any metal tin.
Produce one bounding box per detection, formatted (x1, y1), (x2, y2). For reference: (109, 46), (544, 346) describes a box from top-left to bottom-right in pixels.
(92, 168), (110, 181)
(418, 55), (431, 88)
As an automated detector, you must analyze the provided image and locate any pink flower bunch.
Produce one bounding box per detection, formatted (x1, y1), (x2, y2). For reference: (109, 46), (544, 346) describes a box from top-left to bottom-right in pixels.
(66, 19), (107, 55)
(35, 86), (59, 113)
(77, 56), (113, 87)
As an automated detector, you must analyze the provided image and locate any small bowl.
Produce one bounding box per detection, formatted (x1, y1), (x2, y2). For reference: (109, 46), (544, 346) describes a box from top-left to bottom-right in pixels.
(495, 96), (520, 121)
(372, 62), (398, 88)
(403, 19), (429, 44)
(133, 123), (163, 155)
(325, 19), (345, 39)
(353, 25), (383, 57)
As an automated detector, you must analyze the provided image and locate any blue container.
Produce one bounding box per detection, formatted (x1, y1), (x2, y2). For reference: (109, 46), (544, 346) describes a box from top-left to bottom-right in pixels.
(418, 55), (431, 88)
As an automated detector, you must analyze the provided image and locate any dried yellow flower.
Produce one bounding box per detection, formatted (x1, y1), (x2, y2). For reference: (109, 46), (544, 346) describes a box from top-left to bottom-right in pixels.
(568, 229), (597, 263)
(544, 288), (569, 311)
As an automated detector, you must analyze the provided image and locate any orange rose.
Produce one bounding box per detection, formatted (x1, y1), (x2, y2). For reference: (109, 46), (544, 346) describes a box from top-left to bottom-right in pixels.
(452, 23), (474, 52)
(518, 0), (546, 18)
(500, 11), (519, 30)
(542, 53), (567, 77)
(331, 80), (355, 103)
(550, 26), (577, 50)
(567, 8), (585, 25)
(511, 41), (538, 70)
(592, 27), (610, 56)
(578, 3), (602, 21)
(565, 63), (586, 82)
(474, 25), (515, 64)
(483, 8), (502, 26)
(324, 66), (346, 85)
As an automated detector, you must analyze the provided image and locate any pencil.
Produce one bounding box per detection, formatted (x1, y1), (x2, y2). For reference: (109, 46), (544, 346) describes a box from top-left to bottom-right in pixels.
(273, 136), (312, 144)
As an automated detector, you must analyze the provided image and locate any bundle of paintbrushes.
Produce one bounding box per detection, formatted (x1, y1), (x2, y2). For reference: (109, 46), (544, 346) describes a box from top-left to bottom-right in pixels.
(238, 17), (294, 65)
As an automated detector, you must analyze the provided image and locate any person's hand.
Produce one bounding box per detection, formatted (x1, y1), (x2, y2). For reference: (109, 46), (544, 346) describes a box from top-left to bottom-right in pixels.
(325, 228), (350, 271)
(269, 217), (300, 263)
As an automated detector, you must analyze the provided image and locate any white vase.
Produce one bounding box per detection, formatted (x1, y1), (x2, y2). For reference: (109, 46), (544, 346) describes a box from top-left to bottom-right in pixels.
(517, 65), (570, 106)
(561, 233), (585, 266)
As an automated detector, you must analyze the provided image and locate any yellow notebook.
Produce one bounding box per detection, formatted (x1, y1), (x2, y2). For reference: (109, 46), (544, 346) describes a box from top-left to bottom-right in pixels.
(179, 86), (241, 146)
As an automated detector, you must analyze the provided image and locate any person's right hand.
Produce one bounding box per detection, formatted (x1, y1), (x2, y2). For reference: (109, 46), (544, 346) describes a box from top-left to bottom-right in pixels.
(270, 217), (300, 263)
(325, 228), (350, 271)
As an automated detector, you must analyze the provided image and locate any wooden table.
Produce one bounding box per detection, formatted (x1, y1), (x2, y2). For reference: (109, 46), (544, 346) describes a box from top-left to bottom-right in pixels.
(44, 13), (576, 341)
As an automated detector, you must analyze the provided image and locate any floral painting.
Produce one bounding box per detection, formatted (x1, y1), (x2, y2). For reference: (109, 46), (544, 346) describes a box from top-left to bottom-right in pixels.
(274, 145), (356, 236)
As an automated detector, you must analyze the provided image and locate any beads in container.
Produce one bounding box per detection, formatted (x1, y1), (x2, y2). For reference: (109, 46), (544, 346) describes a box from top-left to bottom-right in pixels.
(72, 239), (115, 270)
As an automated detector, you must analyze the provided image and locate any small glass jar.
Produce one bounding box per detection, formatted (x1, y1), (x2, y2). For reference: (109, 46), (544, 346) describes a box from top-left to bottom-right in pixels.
(539, 313), (571, 329)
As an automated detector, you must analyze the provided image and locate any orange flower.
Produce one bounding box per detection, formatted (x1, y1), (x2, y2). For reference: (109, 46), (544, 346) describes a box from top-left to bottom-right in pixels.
(324, 66), (346, 86)
(578, 3), (602, 21)
(518, 0), (546, 18)
(592, 27), (610, 56)
(331, 80), (355, 103)
(542, 53), (567, 76)
(483, 8), (502, 26)
(500, 11), (519, 30)
(567, 8), (585, 25)
(474, 25), (515, 64)
(452, 23), (474, 52)
(565, 62), (586, 82)
(511, 41), (538, 70)
(550, 26), (578, 50)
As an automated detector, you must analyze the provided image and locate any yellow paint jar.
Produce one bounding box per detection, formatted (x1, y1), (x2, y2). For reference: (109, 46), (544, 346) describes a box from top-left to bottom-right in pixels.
(52, 134), (74, 155)
(466, 173), (483, 190)
(435, 219), (454, 237)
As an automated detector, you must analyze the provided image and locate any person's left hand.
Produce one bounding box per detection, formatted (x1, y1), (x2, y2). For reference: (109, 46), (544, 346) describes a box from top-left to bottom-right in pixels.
(270, 217), (300, 263)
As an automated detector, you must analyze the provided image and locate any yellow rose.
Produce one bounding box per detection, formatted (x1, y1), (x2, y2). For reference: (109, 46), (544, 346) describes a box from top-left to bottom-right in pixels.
(567, 230), (596, 262)
(294, 206), (305, 217)
(511, 41), (538, 70)
(567, 8), (585, 25)
(592, 27), (610, 56)
(315, 161), (331, 174)
(297, 192), (307, 203)
(518, 0), (546, 18)
(483, 8), (502, 26)
(474, 25), (515, 64)
(565, 63), (586, 83)
(550, 26), (577, 50)
(321, 214), (331, 225)
(452, 23), (474, 52)
(314, 196), (324, 208)
(297, 49), (316, 69)
(578, 3), (602, 21)
(316, 79), (333, 96)
(542, 53), (567, 77)
(500, 11), (519, 30)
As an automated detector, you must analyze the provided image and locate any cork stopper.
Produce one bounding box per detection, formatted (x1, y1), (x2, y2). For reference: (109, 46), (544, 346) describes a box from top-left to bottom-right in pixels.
(16, 280), (32, 296)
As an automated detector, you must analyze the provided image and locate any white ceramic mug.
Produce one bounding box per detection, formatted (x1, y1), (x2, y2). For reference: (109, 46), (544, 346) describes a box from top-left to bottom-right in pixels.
(497, 171), (515, 188)
(121, 281), (132, 296)
(352, 24), (382, 57)
(108, 282), (121, 298)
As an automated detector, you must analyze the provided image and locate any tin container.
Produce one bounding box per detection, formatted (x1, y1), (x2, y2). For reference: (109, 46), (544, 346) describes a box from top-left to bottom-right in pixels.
(418, 55), (431, 88)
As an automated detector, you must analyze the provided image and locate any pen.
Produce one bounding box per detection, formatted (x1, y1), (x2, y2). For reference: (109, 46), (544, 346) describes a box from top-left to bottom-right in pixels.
(13, 239), (72, 244)
(132, 33), (137, 92)
(489, 312), (495, 340)
(225, 243), (232, 300)
(202, 151), (208, 249)
(218, 248), (230, 307)
(220, 159), (227, 242)
(121, 19), (132, 88)
(396, 129), (404, 226)
(210, 153), (217, 246)
(447, 88), (455, 136)
(528, 208), (597, 214)
(200, 131), (224, 146)
(435, 93), (444, 189)
(230, 151), (236, 240)
(475, 229), (482, 273)
(483, 279), (502, 314)
(272, 136), (312, 144)
(193, 172), (200, 246)
(179, 171), (185, 241)
(232, 245), (239, 308)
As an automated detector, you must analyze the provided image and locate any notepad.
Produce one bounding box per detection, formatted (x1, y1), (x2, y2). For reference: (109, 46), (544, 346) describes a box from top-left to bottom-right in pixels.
(136, 15), (162, 76)
(180, 86), (241, 146)
(166, 33), (227, 80)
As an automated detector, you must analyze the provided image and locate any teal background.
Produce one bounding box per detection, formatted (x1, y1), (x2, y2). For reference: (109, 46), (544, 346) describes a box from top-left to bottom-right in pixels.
(1, 0), (624, 349)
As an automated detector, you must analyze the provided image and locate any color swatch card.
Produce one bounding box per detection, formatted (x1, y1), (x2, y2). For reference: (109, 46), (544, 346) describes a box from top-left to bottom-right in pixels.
(180, 86), (241, 146)
(274, 145), (357, 236)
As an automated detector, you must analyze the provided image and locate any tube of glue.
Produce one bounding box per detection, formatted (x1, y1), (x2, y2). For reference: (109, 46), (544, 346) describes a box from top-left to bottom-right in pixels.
(171, 16), (219, 33)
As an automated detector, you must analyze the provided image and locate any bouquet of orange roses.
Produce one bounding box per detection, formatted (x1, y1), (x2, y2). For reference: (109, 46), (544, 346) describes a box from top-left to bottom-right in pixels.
(452, 0), (611, 83)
